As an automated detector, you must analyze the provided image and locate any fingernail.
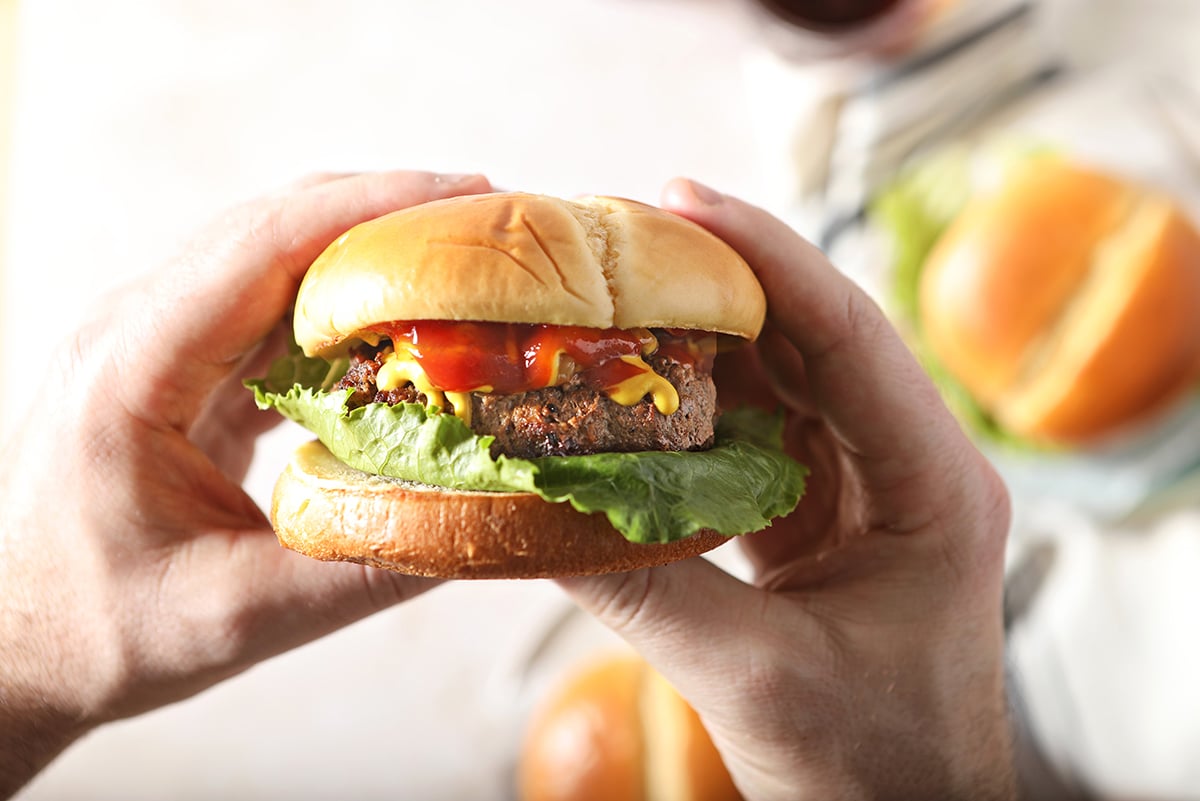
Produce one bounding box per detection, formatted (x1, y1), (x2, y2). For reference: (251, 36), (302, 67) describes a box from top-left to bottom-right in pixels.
(435, 173), (481, 186)
(685, 179), (723, 206)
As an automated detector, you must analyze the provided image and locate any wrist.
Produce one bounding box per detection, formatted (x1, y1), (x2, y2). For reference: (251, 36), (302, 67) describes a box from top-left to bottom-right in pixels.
(0, 691), (89, 799)
(0, 625), (96, 799)
(840, 661), (1019, 801)
(0, 534), (107, 798)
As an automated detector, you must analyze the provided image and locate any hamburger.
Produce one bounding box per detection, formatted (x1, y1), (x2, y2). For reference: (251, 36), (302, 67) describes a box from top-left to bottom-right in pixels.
(249, 192), (807, 578)
(877, 156), (1200, 447)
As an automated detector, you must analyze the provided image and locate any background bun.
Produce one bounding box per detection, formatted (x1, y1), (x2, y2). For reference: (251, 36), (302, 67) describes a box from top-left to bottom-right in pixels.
(294, 192), (766, 357)
(918, 160), (1200, 444)
(518, 652), (741, 801)
(270, 441), (730, 579)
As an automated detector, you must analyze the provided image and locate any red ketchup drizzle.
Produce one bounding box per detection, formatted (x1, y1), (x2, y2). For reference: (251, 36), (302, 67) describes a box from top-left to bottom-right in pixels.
(578, 355), (648, 393)
(373, 321), (666, 394)
(657, 329), (716, 373)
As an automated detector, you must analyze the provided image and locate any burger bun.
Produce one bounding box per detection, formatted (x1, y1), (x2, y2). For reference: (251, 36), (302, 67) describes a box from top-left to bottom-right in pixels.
(270, 441), (730, 579)
(293, 192), (766, 358)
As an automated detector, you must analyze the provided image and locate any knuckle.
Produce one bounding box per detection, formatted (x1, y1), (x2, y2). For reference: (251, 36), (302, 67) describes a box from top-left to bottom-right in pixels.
(812, 285), (883, 361)
(972, 460), (1012, 562)
(589, 569), (658, 635)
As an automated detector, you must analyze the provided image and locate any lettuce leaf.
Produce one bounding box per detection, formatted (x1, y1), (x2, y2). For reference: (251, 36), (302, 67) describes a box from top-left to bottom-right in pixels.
(247, 348), (807, 544)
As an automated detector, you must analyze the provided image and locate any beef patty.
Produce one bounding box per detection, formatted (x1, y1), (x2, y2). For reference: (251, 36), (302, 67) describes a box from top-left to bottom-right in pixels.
(335, 342), (717, 459)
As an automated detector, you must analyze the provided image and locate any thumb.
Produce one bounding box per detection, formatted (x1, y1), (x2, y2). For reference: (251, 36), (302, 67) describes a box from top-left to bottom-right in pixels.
(108, 171), (492, 431)
(557, 557), (764, 696)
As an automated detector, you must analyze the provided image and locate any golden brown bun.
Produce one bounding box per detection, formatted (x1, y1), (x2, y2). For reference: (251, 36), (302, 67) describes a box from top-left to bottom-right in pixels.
(919, 161), (1200, 444)
(270, 441), (729, 579)
(518, 653), (742, 801)
(293, 192), (766, 357)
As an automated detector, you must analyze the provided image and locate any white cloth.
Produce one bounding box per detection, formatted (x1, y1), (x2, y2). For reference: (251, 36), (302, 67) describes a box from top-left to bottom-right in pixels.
(1009, 496), (1200, 799)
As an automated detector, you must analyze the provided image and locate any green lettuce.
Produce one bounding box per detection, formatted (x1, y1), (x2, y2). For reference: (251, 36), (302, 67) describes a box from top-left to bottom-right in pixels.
(247, 347), (807, 544)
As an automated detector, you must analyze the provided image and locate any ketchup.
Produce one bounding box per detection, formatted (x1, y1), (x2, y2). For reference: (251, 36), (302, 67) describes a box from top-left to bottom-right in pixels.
(373, 321), (668, 394)
(656, 329), (717, 373)
(578, 356), (649, 393)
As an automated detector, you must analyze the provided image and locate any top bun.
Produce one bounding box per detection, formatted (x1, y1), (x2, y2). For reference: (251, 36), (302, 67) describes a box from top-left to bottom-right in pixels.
(919, 160), (1200, 444)
(295, 192), (766, 357)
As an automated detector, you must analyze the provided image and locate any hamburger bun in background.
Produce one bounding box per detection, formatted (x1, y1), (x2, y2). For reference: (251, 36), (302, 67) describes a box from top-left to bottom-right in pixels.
(250, 191), (808, 579)
(918, 158), (1200, 447)
(846, 68), (1200, 522)
(518, 649), (741, 801)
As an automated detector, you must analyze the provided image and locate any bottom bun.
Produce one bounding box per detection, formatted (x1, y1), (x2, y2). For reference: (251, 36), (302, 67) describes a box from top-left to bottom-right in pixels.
(270, 440), (730, 579)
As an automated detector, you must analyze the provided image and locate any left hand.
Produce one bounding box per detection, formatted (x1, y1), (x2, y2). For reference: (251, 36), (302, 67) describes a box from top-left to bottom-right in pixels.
(0, 170), (493, 798)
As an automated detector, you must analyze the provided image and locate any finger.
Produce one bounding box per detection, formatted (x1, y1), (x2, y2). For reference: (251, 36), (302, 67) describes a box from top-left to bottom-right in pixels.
(558, 561), (823, 710)
(755, 326), (816, 417)
(561, 563), (758, 695)
(117, 436), (444, 676)
(141, 519), (444, 705)
(716, 323), (817, 420)
(189, 319), (293, 481)
(738, 415), (865, 584)
(112, 171), (493, 430)
(271, 170), (361, 195)
(230, 531), (443, 665)
(661, 178), (979, 533)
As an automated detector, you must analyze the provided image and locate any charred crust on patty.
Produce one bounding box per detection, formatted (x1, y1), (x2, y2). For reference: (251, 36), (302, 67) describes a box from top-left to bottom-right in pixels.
(334, 336), (718, 459)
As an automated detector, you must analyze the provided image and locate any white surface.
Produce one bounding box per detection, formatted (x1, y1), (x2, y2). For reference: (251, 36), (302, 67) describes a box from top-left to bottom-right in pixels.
(6, 0), (1200, 799)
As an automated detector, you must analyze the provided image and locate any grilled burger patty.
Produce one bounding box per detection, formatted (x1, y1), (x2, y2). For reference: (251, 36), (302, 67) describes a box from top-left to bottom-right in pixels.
(335, 343), (718, 459)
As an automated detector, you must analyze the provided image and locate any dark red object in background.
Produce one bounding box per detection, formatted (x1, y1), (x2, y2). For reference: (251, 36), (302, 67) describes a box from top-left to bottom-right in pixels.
(756, 0), (903, 29)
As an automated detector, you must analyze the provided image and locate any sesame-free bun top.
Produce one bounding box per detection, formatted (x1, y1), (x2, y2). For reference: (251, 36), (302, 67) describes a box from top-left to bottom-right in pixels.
(919, 160), (1200, 444)
(294, 192), (766, 357)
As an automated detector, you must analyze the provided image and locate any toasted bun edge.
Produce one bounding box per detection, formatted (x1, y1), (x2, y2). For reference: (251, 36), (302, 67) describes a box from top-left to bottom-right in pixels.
(270, 440), (730, 579)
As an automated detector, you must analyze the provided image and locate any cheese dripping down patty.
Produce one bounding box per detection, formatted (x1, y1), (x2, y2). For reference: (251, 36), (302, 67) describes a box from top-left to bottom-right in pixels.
(374, 340), (681, 425)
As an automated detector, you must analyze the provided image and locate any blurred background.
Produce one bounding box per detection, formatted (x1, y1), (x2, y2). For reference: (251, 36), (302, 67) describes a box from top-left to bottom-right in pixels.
(2, 0), (1199, 799)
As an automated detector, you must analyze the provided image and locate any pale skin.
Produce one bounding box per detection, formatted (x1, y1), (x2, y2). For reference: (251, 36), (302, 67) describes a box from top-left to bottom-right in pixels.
(0, 172), (1015, 800)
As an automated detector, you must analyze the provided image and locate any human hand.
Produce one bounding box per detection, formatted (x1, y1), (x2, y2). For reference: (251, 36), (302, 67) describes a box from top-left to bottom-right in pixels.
(0, 171), (493, 798)
(560, 179), (1015, 800)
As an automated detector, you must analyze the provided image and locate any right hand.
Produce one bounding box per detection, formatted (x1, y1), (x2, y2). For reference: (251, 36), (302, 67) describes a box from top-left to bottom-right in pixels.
(561, 178), (1015, 801)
